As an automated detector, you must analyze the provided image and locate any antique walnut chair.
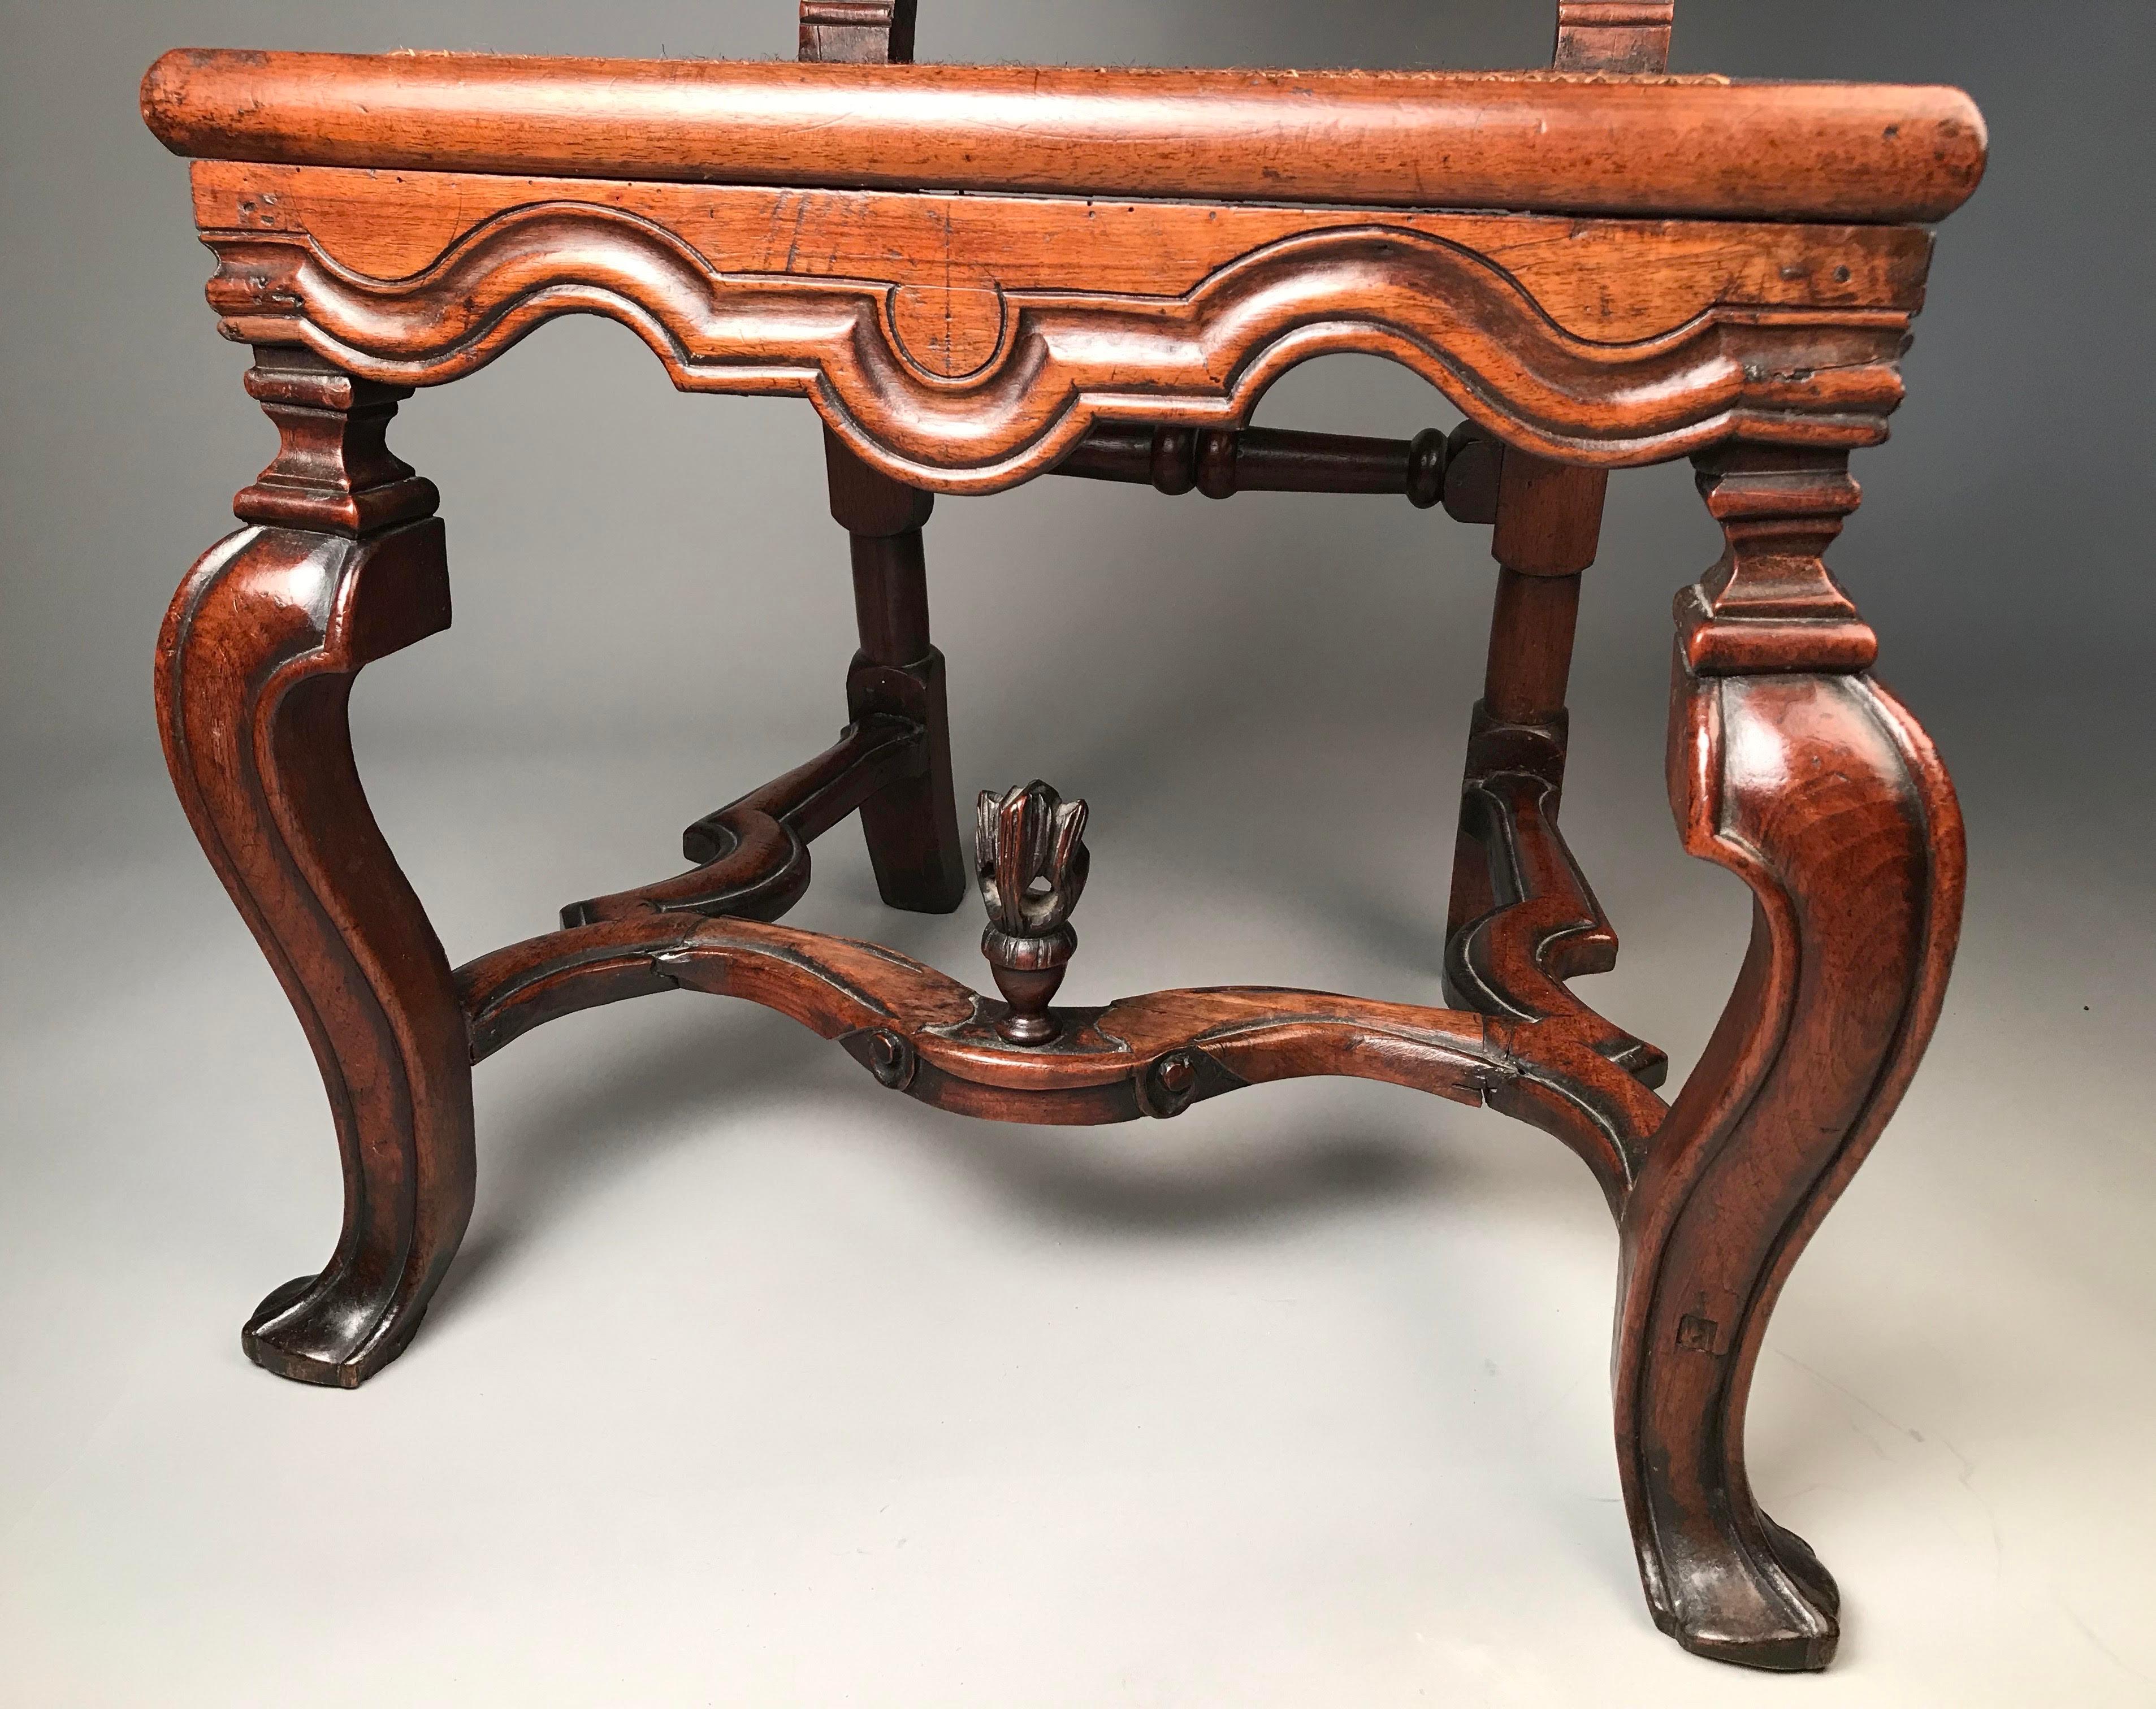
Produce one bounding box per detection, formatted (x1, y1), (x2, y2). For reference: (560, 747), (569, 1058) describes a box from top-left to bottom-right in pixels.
(141, 1), (1982, 1671)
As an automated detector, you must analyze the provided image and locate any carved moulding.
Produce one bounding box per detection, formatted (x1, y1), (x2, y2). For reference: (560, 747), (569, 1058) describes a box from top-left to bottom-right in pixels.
(454, 915), (1659, 1205)
(561, 713), (928, 928)
(190, 171), (1929, 493)
(1446, 757), (1670, 1204)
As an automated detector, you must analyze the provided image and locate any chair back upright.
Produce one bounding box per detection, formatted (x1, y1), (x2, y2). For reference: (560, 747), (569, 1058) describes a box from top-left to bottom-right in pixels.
(799, 1), (918, 65)
(796, 2), (1673, 74)
(1554, 2), (1675, 75)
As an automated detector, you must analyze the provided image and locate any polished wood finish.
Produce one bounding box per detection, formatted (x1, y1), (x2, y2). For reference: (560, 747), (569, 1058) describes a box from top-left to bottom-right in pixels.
(181, 159), (1936, 349)
(144, 5), (1980, 1673)
(457, 913), (1512, 1125)
(975, 782), (1090, 1046)
(172, 155), (1936, 487)
(1625, 654), (1963, 1667)
(562, 714), (928, 927)
(1057, 423), (1450, 507)
(154, 347), (473, 1388)
(142, 50), (1984, 224)
(798, 0), (970, 916)
(825, 433), (969, 913)
(1681, 446), (1876, 674)
(1444, 440), (1667, 1200)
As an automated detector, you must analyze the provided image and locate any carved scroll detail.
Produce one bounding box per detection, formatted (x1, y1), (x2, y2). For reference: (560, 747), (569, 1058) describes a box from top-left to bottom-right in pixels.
(1447, 756), (1670, 1199)
(460, 913), (1496, 1093)
(1443, 442), (1669, 1199)
(456, 913), (1648, 1203)
(562, 715), (927, 927)
(202, 211), (1915, 493)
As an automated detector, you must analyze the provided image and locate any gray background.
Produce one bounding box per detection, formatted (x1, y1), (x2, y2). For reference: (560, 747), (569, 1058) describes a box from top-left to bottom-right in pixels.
(3, 2), (2152, 1704)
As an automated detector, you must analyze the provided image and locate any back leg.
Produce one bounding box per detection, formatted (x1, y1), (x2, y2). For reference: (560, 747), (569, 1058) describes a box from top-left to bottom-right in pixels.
(824, 427), (968, 913)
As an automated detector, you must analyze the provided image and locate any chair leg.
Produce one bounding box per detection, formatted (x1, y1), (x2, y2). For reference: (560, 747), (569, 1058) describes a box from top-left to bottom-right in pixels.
(1613, 450), (1965, 1668)
(823, 427), (968, 913)
(155, 348), (474, 1387)
(1444, 446), (1608, 969)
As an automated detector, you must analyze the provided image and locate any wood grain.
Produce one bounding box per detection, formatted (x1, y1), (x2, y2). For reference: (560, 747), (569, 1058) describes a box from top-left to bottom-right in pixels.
(1615, 658), (1964, 1668)
(1680, 446), (1875, 673)
(561, 714), (927, 927)
(144, 50), (1985, 224)
(187, 162), (1935, 348)
(798, 14), (972, 918)
(1443, 445), (1666, 1201)
(454, 913), (1564, 1143)
(822, 431), (970, 913)
(155, 348), (471, 1388)
(191, 197), (1926, 489)
(799, 0), (917, 65)
(141, 13), (1981, 1672)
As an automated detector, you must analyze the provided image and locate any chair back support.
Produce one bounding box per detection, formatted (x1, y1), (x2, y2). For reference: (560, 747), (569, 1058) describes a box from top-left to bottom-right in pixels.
(799, 1), (1672, 73)
(799, 1), (917, 65)
(1554, 2), (1674, 74)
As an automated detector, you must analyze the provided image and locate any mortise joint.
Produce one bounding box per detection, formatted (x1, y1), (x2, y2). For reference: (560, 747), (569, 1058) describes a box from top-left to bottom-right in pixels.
(1677, 1313), (1721, 1354)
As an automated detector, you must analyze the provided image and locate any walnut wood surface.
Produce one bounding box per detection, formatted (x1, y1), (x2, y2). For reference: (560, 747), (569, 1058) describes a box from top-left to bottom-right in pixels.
(457, 838), (1636, 1201)
(1617, 660), (1963, 1668)
(455, 913), (1560, 1138)
(1057, 422), (1449, 506)
(973, 780), (1090, 1045)
(143, 6), (1979, 1673)
(799, 0), (916, 64)
(155, 349), (473, 1388)
(1555, 1), (1677, 75)
(1448, 764), (1669, 1198)
(144, 50), (1984, 224)
(824, 431), (969, 913)
(188, 161), (1934, 349)
(1442, 444), (1668, 1203)
(562, 714), (927, 927)
(1680, 446), (1876, 673)
(182, 167), (1933, 487)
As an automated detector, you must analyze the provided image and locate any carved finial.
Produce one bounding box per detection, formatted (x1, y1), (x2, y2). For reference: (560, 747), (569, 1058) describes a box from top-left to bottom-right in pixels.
(976, 780), (1089, 1044)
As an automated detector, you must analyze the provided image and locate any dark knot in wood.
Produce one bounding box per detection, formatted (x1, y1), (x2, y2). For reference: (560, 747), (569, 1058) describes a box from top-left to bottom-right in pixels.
(976, 780), (1090, 1044)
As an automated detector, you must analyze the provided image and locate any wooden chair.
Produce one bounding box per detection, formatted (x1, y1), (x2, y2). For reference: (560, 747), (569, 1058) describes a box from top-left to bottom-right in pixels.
(140, 0), (1982, 1669)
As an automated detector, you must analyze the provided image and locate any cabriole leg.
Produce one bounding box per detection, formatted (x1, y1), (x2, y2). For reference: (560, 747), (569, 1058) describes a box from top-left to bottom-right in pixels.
(1614, 448), (1965, 1668)
(155, 346), (473, 1387)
